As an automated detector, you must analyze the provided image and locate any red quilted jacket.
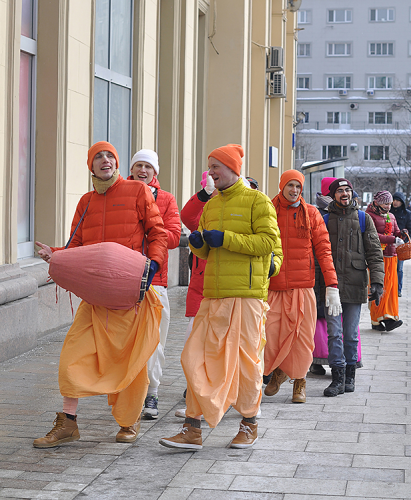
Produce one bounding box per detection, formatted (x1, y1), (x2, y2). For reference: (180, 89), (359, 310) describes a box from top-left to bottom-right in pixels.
(128, 175), (181, 286)
(365, 205), (401, 257)
(56, 176), (167, 270)
(181, 192), (207, 316)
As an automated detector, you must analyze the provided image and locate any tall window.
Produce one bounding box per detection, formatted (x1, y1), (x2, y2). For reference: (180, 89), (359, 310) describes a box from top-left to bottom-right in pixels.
(368, 76), (393, 89)
(94, 0), (133, 179)
(295, 145), (305, 160)
(297, 43), (311, 57)
(327, 43), (351, 56)
(369, 42), (394, 56)
(370, 8), (394, 22)
(18, 0), (37, 259)
(327, 76), (351, 89)
(322, 145), (347, 160)
(328, 9), (352, 23)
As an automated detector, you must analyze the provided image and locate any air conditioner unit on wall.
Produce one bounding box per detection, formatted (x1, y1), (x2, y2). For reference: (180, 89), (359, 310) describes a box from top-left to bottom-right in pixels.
(350, 103), (359, 110)
(339, 89), (348, 96)
(266, 73), (286, 98)
(407, 89), (411, 96)
(367, 89), (375, 96)
(266, 47), (284, 72)
(350, 143), (358, 152)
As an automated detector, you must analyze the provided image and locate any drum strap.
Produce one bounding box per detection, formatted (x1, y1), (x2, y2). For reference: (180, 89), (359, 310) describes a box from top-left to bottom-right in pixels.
(64, 196), (92, 249)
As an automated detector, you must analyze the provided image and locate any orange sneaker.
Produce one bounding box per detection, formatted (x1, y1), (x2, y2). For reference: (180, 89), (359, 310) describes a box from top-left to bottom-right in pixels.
(230, 420), (258, 449)
(159, 424), (202, 450)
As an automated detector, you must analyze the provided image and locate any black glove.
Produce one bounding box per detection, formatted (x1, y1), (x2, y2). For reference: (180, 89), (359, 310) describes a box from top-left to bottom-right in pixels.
(368, 283), (383, 306)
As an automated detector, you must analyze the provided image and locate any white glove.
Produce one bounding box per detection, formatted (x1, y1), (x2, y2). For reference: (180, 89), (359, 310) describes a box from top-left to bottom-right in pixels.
(325, 287), (342, 317)
(204, 174), (215, 195)
(395, 237), (404, 247)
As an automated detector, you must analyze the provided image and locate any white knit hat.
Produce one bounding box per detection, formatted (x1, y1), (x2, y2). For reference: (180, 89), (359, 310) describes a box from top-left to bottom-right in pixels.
(130, 149), (159, 175)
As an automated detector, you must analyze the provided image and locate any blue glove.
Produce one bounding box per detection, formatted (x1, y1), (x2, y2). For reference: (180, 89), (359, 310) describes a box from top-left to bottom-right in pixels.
(189, 230), (204, 249)
(146, 260), (159, 289)
(202, 229), (224, 248)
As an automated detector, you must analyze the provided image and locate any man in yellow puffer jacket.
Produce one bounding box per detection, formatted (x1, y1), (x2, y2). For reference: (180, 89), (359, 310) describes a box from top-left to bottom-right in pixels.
(160, 144), (283, 451)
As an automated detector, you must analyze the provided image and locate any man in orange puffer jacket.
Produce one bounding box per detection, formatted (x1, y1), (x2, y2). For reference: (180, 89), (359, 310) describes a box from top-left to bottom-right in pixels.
(264, 170), (341, 404)
(129, 149), (181, 420)
(33, 141), (167, 448)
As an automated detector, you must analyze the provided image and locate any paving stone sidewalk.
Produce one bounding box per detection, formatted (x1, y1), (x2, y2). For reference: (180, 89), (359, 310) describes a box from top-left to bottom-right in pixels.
(0, 264), (410, 500)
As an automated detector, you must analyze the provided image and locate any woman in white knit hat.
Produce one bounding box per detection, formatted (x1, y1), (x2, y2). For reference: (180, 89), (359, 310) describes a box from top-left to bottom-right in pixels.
(129, 149), (181, 419)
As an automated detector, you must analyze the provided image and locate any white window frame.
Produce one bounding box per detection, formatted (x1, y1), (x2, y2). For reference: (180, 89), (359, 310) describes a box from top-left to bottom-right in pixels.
(327, 43), (352, 57)
(369, 42), (394, 56)
(370, 8), (394, 22)
(298, 10), (312, 24)
(364, 145), (390, 161)
(327, 76), (352, 89)
(327, 112), (351, 125)
(368, 75), (393, 89)
(327, 9), (352, 23)
(322, 145), (348, 160)
(368, 112), (393, 125)
(409, 41), (411, 57)
(297, 43), (311, 57)
(295, 145), (305, 160)
(297, 76), (310, 89)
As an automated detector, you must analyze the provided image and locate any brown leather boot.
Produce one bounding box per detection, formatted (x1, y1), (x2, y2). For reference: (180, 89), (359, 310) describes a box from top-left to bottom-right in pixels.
(116, 419), (141, 443)
(159, 424), (202, 450)
(230, 420), (258, 448)
(264, 367), (288, 396)
(292, 378), (306, 403)
(33, 412), (80, 448)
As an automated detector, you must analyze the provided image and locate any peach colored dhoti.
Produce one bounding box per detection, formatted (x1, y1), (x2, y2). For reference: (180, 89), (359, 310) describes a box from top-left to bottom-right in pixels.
(58, 288), (162, 426)
(182, 297), (265, 428)
(264, 288), (316, 379)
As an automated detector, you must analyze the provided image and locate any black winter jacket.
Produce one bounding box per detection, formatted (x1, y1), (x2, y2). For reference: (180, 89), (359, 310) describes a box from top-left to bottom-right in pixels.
(390, 192), (411, 233)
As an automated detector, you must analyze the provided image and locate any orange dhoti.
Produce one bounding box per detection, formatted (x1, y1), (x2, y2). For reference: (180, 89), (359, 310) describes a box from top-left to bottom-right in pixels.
(264, 288), (316, 379)
(182, 297), (265, 428)
(370, 256), (399, 324)
(58, 288), (162, 427)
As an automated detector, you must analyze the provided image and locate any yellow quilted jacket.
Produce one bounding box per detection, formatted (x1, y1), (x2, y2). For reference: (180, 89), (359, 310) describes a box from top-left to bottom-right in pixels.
(190, 179), (283, 300)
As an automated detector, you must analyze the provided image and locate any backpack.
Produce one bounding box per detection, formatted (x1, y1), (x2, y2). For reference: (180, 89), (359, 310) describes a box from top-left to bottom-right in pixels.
(323, 210), (366, 233)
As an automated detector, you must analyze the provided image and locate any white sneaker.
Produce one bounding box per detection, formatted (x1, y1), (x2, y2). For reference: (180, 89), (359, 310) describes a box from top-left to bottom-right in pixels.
(175, 408), (186, 418)
(175, 408), (203, 419)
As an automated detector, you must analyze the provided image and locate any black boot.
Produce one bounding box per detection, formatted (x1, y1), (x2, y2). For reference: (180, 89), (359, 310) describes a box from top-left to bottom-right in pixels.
(310, 363), (326, 375)
(345, 365), (356, 392)
(324, 367), (345, 397)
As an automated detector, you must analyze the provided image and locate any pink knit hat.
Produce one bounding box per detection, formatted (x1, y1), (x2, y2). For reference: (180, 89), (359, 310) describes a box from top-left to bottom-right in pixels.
(321, 177), (337, 196)
(200, 171), (208, 188)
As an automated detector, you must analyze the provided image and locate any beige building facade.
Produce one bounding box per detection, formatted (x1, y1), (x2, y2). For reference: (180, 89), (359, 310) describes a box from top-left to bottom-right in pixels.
(0, 0), (298, 361)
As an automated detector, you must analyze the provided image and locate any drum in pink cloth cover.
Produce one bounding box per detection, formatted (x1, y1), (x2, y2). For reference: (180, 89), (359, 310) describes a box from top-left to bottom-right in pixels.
(49, 242), (150, 310)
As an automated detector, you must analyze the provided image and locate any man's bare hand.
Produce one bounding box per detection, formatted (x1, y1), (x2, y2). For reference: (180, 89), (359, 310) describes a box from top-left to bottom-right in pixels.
(35, 241), (52, 263)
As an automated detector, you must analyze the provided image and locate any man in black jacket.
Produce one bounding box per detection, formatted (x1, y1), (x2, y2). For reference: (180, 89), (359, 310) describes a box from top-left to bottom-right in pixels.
(390, 192), (411, 297)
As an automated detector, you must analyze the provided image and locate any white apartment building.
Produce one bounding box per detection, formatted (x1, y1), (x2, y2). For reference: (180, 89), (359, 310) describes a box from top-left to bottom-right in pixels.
(294, 0), (411, 200)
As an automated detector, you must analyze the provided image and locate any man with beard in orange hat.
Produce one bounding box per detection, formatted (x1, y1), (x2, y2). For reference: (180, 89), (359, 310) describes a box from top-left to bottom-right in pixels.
(264, 170), (341, 404)
(33, 141), (167, 448)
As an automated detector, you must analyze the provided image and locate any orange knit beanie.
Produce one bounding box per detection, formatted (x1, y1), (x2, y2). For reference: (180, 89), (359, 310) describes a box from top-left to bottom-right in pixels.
(87, 141), (120, 172)
(279, 169), (305, 192)
(208, 144), (244, 176)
